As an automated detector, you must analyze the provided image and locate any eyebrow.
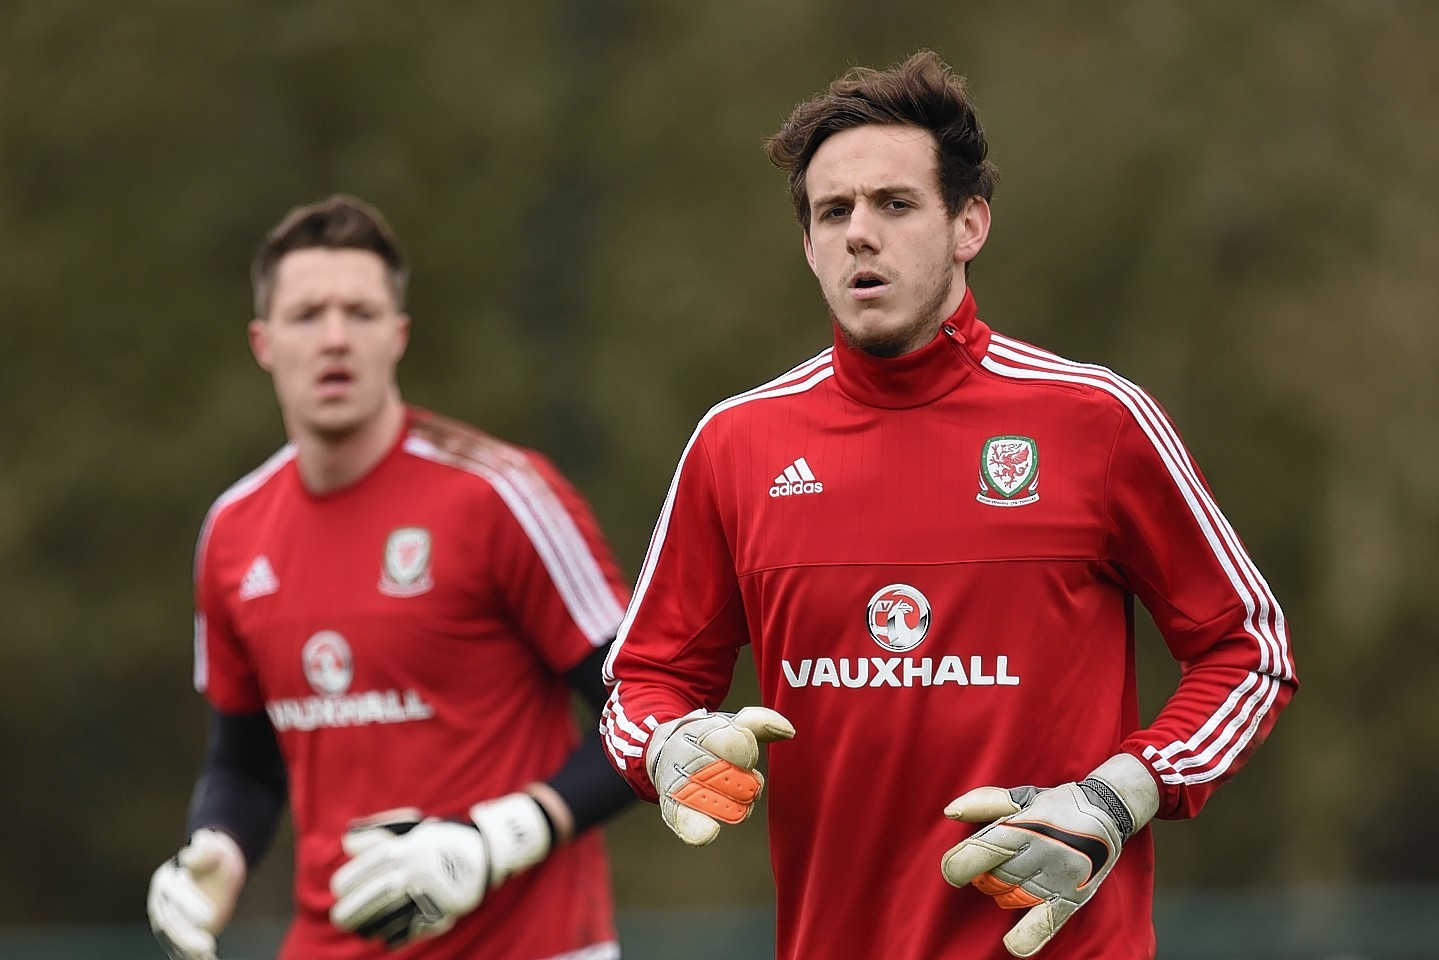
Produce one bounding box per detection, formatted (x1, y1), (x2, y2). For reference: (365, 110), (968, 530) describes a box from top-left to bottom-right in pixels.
(810, 182), (927, 210)
(279, 293), (387, 315)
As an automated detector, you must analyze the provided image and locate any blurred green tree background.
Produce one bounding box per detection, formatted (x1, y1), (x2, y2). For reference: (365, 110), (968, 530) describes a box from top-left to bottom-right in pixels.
(2, 0), (1436, 932)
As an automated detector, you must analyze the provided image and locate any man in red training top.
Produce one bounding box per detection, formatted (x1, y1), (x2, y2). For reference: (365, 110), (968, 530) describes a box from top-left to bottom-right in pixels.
(601, 50), (1296, 960)
(147, 194), (634, 960)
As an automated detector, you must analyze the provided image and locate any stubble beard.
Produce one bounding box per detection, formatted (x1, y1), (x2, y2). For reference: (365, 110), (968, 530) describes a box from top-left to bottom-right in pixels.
(311, 418), (362, 444)
(827, 262), (956, 359)
(294, 395), (373, 447)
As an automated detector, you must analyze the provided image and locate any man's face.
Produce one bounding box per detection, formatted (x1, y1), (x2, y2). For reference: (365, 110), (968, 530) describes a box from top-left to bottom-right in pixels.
(802, 123), (988, 357)
(248, 248), (409, 443)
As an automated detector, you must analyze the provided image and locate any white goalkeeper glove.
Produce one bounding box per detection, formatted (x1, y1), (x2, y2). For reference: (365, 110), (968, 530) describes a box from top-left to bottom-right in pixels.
(940, 753), (1160, 958)
(329, 793), (552, 949)
(146, 828), (247, 960)
(645, 706), (795, 847)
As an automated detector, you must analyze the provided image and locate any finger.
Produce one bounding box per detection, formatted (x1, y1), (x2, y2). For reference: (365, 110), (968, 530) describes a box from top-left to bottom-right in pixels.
(150, 896), (218, 960)
(692, 722), (761, 769)
(157, 872), (218, 929)
(674, 758), (762, 806)
(355, 899), (419, 942)
(989, 881), (1045, 910)
(1003, 899), (1077, 958)
(330, 845), (393, 899)
(330, 871), (406, 931)
(663, 798), (722, 847)
(345, 807), (423, 833)
(944, 786), (1023, 823)
(154, 924), (217, 960)
(939, 834), (1015, 887)
(341, 826), (397, 858)
(730, 706), (796, 744)
(177, 843), (221, 877)
(332, 830), (399, 897)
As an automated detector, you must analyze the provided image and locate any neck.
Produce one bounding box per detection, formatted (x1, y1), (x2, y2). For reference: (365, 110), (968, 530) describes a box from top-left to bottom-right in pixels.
(828, 289), (990, 409)
(291, 397), (406, 495)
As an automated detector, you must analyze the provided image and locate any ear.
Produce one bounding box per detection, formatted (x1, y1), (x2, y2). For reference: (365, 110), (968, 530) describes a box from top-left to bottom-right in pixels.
(393, 313), (411, 362)
(248, 318), (272, 371)
(802, 230), (818, 277)
(952, 197), (992, 267)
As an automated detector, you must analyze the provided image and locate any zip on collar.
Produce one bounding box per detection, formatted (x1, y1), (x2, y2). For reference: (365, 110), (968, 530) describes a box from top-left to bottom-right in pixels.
(829, 289), (991, 410)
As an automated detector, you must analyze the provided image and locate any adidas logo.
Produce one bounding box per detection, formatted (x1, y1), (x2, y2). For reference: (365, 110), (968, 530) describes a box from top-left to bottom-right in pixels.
(239, 555), (279, 601)
(769, 457), (824, 498)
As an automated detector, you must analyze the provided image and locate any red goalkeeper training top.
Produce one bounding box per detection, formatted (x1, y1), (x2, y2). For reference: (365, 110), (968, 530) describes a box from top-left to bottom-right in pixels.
(196, 409), (628, 960)
(602, 290), (1295, 960)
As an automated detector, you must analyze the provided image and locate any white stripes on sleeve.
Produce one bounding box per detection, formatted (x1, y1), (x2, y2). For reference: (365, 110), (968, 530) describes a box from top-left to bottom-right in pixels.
(599, 682), (660, 772)
(405, 436), (625, 646)
(981, 334), (1292, 787)
(602, 349), (835, 684)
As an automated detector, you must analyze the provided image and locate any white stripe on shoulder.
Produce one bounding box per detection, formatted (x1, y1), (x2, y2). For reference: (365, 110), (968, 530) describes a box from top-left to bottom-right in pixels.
(192, 444), (296, 694)
(207, 443), (297, 514)
(540, 940), (621, 960)
(603, 351), (835, 682)
(984, 334), (1288, 673)
(404, 435), (625, 646)
(195, 444), (297, 575)
(980, 334), (1291, 786)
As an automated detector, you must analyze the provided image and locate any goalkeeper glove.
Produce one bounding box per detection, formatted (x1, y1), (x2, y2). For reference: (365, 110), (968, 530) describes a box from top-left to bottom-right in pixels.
(645, 706), (794, 847)
(329, 793), (552, 948)
(146, 828), (247, 960)
(940, 753), (1160, 958)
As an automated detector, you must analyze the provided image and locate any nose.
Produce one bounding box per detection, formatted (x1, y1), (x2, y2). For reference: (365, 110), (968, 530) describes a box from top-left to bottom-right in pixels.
(845, 203), (880, 256)
(319, 308), (350, 350)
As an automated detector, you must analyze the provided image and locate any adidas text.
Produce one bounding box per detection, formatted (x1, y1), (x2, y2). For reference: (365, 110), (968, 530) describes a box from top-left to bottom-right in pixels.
(770, 480), (824, 498)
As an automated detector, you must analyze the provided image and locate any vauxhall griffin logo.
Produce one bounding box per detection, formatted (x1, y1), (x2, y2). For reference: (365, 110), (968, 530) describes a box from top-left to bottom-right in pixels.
(302, 630), (353, 696)
(270, 630), (436, 732)
(867, 584), (931, 652)
(783, 582), (1018, 690)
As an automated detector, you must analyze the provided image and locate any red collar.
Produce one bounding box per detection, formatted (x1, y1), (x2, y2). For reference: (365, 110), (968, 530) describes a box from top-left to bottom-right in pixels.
(829, 288), (991, 409)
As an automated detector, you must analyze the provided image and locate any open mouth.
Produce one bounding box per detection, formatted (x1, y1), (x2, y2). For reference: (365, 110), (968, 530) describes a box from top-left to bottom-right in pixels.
(849, 272), (889, 299)
(317, 370), (354, 395)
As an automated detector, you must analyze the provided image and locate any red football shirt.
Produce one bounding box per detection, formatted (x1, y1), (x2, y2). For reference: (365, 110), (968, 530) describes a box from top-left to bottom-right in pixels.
(603, 291), (1296, 960)
(196, 408), (629, 960)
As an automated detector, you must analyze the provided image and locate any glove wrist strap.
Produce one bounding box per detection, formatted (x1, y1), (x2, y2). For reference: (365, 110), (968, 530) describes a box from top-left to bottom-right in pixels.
(469, 793), (553, 888)
(644, 707), (709, 785)
(1078, 777), (1135, 838)
(1086, 752), (1161, 837)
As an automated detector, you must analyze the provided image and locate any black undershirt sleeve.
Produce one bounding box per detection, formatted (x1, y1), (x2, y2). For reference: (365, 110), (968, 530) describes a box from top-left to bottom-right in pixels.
(186, 708), (288, 869)
(188, 647), (626, 860)
(547, 641), (637, 835)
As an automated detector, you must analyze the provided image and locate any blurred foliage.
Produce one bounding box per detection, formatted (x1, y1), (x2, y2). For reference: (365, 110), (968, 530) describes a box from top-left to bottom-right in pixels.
(2, 0), (1437, 928)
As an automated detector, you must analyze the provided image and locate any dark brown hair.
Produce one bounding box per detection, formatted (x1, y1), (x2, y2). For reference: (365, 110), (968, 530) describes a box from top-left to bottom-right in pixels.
(250, 194), (409, 317)
(764, 50), (998, 230)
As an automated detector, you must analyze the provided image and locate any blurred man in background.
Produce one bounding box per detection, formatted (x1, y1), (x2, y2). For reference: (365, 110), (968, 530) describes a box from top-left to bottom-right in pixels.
(601, 51), (1296, 959)
(146, 195), (634, 960)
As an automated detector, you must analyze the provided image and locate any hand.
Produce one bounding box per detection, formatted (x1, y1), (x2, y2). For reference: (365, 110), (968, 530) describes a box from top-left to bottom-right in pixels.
(940, 753), (1160, 958)
(146, 829), (247, 960)
(645, 706), (795, 847)
(330, 794), (552, 948)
